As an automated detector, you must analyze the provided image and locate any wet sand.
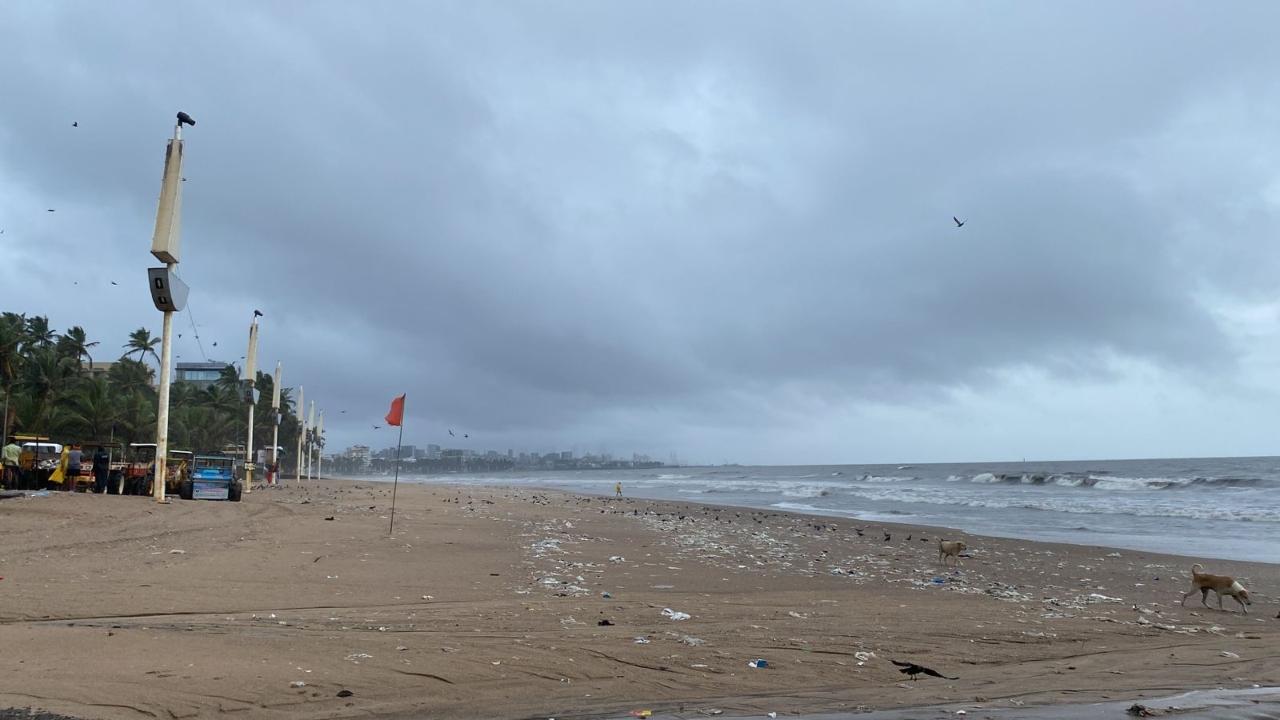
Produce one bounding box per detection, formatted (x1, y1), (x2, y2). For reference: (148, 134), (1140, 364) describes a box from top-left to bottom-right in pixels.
(0, 479), (1276, 719)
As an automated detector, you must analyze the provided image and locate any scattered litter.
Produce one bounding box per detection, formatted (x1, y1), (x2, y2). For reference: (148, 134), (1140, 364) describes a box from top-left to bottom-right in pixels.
(930, 576), (946, 585)
(289, 681), (306, 688)
(598, 619), (615, 626)
(602, 592), (613, 599)
(678, 635), (705, 646)
(854, 651), (875, 662)
(28, 490), (51, 497)
(633, 636), (651, 644)
(748, 658), (769, 669)
(662, 608), (691, 621)
(609, 556), (625, 563)
(1220, 650), (1240, 658)
(1127, 704), (1156, 717)
(629, 711), (652, 719)
(337, 689), (354, 698)
(396, 646), (408, 651)
(698, 711), (723, 717)
(345, 653), (373, 663)
(168, 549), (186, 554)
(787, 611), (809, 619)
(768, 713), (778, 719)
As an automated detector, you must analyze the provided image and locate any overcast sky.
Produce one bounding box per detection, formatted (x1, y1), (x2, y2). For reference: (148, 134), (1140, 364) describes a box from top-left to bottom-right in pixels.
(3, 2), (1280, 465)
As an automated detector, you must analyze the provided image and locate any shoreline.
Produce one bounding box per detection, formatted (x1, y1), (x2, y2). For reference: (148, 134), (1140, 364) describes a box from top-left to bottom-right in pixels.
(1, 478), (1276, 720)
(339, 472), (1280, 565)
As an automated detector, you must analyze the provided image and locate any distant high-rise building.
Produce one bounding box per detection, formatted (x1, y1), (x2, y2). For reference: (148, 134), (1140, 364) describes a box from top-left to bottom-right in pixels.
(345, 445), (371, 469)
(175, 361), (229, 391)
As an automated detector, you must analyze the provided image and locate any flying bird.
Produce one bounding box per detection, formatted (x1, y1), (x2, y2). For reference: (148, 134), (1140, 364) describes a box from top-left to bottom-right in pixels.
(952, 216), (965, 228)
(890, 660), (957, 681)
(212, 342), (218, 347)
(110, 281), (118, 286)
(464, 434), (469, 439)
(47, 209), (55, 212)
(176, 111), (196, 127)
(72, 121), (78, 127)
(340, 410), (347, 414)
(448, 429), (454, 437)
(373, 425), (382, 430)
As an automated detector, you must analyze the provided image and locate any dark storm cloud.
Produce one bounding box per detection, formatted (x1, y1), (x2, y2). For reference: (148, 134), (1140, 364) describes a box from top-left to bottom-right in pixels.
(3, 2), (1279, 461)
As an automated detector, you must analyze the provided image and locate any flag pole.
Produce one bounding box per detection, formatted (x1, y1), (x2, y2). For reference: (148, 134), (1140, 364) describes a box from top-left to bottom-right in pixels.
(389, 422), (404, 536)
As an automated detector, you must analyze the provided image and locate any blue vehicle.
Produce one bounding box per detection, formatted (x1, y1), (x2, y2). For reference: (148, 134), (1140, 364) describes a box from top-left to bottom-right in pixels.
(180, 455), (243, 502)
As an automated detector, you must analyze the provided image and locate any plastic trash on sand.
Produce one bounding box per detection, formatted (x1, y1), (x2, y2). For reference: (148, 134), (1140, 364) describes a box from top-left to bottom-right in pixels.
(748, 658), (768, 668)
(661, 608), (691, 621)
(633, 636), (651, 644)
(630, 710), (653, 718)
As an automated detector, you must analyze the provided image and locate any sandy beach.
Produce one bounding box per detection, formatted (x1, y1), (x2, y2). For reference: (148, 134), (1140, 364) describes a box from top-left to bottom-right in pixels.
(0, 479), (1276, 720)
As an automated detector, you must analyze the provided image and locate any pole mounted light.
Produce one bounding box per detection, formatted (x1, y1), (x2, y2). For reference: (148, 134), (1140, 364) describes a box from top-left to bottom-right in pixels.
(244, 312), (260, 494)
(149, 111), (194, 504)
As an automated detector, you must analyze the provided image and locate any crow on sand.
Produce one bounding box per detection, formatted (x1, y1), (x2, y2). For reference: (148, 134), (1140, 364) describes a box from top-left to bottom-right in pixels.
(891, 660), (957, 681)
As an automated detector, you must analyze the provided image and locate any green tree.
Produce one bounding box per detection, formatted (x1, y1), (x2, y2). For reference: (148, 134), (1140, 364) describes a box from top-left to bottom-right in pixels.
(123, 328), (160, 365)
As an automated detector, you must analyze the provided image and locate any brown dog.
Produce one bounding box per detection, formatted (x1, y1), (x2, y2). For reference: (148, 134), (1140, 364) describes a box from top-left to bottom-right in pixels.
(938, 540), (967, 567)
(1181, 564), (1251, 614)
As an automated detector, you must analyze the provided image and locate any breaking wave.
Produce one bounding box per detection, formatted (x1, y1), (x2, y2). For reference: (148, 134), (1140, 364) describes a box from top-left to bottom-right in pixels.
(967, 472), (1271, 490)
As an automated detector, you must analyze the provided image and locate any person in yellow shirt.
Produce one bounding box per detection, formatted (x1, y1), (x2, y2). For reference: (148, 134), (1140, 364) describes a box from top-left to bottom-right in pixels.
(614, 481), (623, 497)
(2, 438), (20, 488)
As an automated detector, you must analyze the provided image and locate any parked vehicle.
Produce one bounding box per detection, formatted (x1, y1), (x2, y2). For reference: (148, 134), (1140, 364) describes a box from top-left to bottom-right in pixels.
(123, 444), (192, 496)
(182, 455), (242, 501)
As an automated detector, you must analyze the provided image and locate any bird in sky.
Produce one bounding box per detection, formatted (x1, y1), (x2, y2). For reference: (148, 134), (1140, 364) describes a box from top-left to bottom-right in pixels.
(464, 434), (469, 439)
(47, 209), (55, 212)
(110, 281), (118, 286)
(177, 111), (196, 127)
(953, 216), (965, 228)
(212, 342), (218, 347)
(448, 429), (454, 437)
(891, 660), (957, 681)
(373, 425), (382, 430)
(72, 121), (78, 127)
(339, 410), (347, 414)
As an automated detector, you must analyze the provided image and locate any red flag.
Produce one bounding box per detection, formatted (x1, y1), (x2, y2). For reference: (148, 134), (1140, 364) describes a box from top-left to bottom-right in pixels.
(385, 394), (406, 426)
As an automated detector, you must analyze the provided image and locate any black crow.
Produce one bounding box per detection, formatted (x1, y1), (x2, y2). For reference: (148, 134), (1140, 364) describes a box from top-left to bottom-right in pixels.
(448, 429), (454, 437)
(110, 281), (118, 286)
(253, 310), (263, 317)
(953, 216), (965, 228)
(891, 660), (957, 681)
(883, 531), (891, 542)
(72, 122), (78, 127)
(177, 111), (195, 127)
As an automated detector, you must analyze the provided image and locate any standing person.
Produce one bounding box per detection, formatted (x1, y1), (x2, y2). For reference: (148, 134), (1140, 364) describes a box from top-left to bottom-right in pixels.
(92, 445), (110, 494)
(2, 437), (20, 488)
(67, 444), (83, 491)
(615, 481), (623, 497)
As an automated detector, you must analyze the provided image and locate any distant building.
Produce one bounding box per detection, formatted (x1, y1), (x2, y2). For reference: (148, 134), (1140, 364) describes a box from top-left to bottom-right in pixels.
(175, 361), (228, 391)
(345, 445), (371, 470)
(427, 444), (442, 459)
(399, 444), (418, 460)
(82, 360), (118, 381)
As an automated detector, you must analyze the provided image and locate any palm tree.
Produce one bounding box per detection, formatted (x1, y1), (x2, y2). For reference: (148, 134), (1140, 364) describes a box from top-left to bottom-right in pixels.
(25, 316), (55, 349)
(64, 376), (120, 440)
(123, 328), (160, 365)
(107, 358), (155, 398)
(59, 326), (99, 369)
(0, 314), (24, 440)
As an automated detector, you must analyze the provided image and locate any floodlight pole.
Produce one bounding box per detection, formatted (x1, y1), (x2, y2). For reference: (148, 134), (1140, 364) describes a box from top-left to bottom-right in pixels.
(316, 410), (324, 480)
(294, 385), (304, 482)
(151, 116), (189, 504)
(244, 316), (259, 494)
(271, 362), (281, 485)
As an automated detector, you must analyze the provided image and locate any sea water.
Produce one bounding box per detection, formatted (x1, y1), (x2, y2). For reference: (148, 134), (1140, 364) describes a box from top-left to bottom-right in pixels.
(389, 456), (1280, 563)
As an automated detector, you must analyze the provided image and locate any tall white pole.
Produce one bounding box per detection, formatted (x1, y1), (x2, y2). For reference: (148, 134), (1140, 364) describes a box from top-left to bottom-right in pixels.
(154, 301), (173, 503)
(244, 318), (259, 494)
(271, 361), (281, 485)
(306, 400), (316, 479)
(316, 410), (324, 480)
(294, 385), (304, 482)
(152, 117), (187, 504)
